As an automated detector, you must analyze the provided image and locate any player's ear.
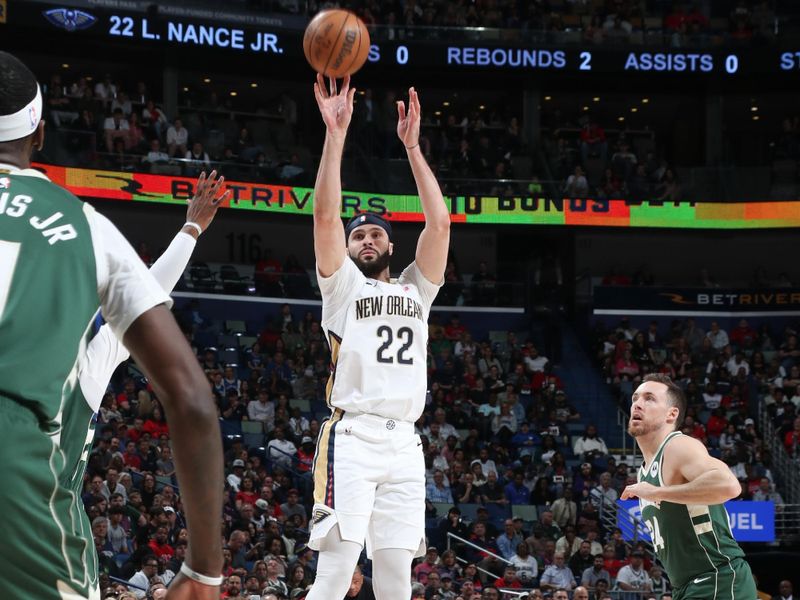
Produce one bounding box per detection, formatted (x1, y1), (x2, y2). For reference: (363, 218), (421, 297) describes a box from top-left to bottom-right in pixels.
(388, 241), (394, 256)
(666, 404), (679, 425)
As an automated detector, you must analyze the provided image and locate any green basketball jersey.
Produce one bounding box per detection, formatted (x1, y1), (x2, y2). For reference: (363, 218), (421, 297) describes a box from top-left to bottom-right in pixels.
(0, 170), (101, 597)
(0, 172), (99, 430)
(638, 431), (745, 590)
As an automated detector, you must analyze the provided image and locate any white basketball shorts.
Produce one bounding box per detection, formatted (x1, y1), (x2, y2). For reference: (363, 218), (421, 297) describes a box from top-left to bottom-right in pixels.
(308, 410), (426, 558)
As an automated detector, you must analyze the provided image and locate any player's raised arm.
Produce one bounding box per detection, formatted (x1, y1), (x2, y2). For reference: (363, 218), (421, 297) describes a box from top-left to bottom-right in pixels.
(622, 435), (741, 505)
(149, 170), (230, 291)
(397, 87), (450, 284)
(313, 74), (355, 277)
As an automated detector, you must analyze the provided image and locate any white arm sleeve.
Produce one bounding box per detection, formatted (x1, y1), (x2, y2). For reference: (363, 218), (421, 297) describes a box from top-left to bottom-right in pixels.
(148, 231), (196, 293)
(86, 205), (171, 341)
(80, 324), (130, 412)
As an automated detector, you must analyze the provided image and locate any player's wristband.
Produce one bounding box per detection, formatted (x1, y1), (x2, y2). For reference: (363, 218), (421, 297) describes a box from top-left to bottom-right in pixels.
(405, 143), (419, 150)
(183, 221), (203, 236)
(180, 562), (223, 586)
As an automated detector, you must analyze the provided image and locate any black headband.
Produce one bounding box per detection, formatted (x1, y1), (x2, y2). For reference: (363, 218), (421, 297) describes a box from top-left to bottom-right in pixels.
(345, 213), (392, 242)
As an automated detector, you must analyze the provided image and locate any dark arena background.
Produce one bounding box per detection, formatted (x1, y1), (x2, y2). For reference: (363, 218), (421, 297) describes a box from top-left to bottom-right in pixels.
(4, 0), (800, 598)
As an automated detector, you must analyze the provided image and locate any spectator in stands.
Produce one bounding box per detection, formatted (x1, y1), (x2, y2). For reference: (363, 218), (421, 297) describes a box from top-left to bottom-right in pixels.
(103, 107), (130, 153)
(471, 262), (498, 306)
(551, 485), (578, 529)
(128, 554), (159, 599)
(142, 99), (167, 139)
(496, 519), (523, 560)
(573, 425), (609, 462)
(615, 550), (652, 599)
(494, 565), (523, 591)
(184, 141), (211, 177)
(247, 390), (274, 430)
(166, 117), (188, 158)
(772, 580), (793, 600)
(504, 472), (532, 505)
(556, 525), (583, 559)
(784, 417), (800, 457)
(426, 469), (454, 504)
(580, 118), (608, 165)
(564, 165), (590, 198)
(142, 138), (169, 170)
(582, 554), (611, 591)
(707, 321), (730, 351)
(589, 472), (618, 511)
(569, 541), (595, 580)
(510, 541), (538, 586)
(539, 552), (576, 593)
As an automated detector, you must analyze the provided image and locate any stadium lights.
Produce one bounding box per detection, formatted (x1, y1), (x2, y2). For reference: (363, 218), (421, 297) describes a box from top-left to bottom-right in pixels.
(618, 116), (625, 122)
(642, 98), (650, 103)
(544, 96), (552, 101)
(593, 97), (600, 102)
(230, 91), (237, 96)
(631, 107), (638, 113)
(479, 105), (485, 110)
(443, 101), (450, 106)
(752, 115), (760, 121)
(434, 110), (442, 116)
(250, 83), (258, 88)
(582, 106), (589, 111)
(62, 63), (69, 69)
(750, 106), (758, 112)
(203, 77), (211, 83)
(182, 87), (189, 92)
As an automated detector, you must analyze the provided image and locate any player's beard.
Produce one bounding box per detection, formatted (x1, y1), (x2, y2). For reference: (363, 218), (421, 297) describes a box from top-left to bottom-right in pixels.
(628, 418), (657, 437)
(350, 248), (391, 279)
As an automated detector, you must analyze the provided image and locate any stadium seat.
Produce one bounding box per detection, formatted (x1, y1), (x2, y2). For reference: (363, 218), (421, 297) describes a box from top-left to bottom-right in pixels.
(241, 421), (263, 434)
(220, 265), (250, 294)
(189, 262), (216, 292)
(243, 432), (264, 448)
(238, 335), (258, 349)
(431, 502), (454, 518)
(512, 504), (538, 524)
(220, 348), (240, 367)
(292, 398), (311, 413)
(218, 334), (240, 349)
(458, 503), (481, 523)
(225, 320), (247, 334)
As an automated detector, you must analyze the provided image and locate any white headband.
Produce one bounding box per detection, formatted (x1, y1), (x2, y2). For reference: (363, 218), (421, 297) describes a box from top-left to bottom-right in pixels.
(0, 85), (42, 143)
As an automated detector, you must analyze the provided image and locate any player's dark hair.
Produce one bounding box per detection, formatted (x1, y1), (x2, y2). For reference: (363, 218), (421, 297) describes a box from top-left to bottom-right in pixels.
(0, 52), (37, 115)
(643, 372), (686, 430)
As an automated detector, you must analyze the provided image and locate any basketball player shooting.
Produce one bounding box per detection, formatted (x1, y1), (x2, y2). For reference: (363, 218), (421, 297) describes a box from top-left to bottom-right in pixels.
(306, 73), (450, 600)
(621, 374), (757, 600)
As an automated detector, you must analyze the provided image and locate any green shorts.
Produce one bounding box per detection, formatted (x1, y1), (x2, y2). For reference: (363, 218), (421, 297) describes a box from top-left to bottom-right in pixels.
(0, 397), (98, 599)
(673, 557), (757, 600)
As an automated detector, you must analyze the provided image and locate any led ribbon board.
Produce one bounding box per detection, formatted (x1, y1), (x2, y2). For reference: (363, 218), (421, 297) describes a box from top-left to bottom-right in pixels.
(34, 164), (800, 229)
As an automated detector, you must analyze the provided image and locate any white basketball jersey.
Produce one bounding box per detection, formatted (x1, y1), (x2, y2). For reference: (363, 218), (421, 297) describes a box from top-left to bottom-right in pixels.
(318, 256), (441, 422)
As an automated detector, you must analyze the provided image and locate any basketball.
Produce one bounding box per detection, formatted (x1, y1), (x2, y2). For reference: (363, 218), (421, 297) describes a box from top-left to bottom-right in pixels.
(303, 9), (371, 78)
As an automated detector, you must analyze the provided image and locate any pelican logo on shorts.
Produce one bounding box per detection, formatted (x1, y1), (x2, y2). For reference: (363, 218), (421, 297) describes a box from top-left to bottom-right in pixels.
(312, 507), (332, 526)
(0, 177), (9, 189)
(650, 462), (659, 477)
(386, 419), (396, 430)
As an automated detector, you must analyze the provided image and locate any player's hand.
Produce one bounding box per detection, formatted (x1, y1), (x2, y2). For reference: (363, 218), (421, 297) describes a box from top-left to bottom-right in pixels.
(621, 481), (661, 502)
(164, 573), (219, 600)
(397, 86), (421, 149)
(186, 170), (230, 234)
(313, 73), (355, 135)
